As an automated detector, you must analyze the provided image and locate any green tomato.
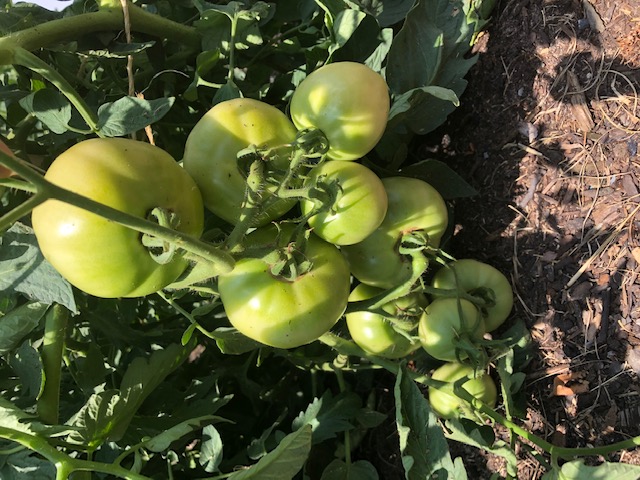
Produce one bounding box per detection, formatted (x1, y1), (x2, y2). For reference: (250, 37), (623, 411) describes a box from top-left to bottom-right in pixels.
(418, 298), (485, 362)
(341, 176), (448, 288)
(428, 362), (497, 419)
(183, 98), (297, 226)
(299, 161), (387, 245)
(218, 226), (351, 349)
(345, 283), (425, 359)
(431, 259), (513, 332)
(31, 138), (204, 298)
(290, 62), (390, 161)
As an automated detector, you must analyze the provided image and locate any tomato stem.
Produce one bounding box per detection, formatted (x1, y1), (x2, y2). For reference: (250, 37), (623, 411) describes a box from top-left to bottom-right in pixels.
(0, 3), (200, 52)
(37, 304), (68, 425)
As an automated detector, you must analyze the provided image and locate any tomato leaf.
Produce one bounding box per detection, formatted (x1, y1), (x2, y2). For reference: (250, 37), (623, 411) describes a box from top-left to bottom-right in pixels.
(291, 391), (360, 444)
(199, 424), (224, 473)
(444, 418), (518, 477)
(394, 367), (468, 479)
(211, 327), (264, 355)
(399, 159), (477, 199)
(7, 341), (44, 402)
(0, 449), (56, 480)
(0, 302), (47, 354)
(97, 96), (175, 137)
(320, 458), (379, 479)
(541, 460), (640, 480)
(0, 223), (77, 314)
(18, 88), (72, 135)
(228, 424), (312, 479)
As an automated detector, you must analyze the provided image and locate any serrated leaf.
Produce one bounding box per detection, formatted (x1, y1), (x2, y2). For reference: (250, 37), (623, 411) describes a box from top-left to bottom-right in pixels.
(200, 424), (224, 473)
(444, 418), (517, 475)
(228, 425), (312, 479)
(97, 96), (174, 137)
(67, 343), (192, 446)
(541, 460), (640, 480)
(8, 341), (44, 401)
(394, 368), (467, 480)
(0, 449), (56, 480)
(399, 159), (477, 199)
(292, 391), (360, 444)
(0, 302), (48, 354)
(145, 415), (218, 453)
(18, 89), (71, 134)
(321, 459), (379, 480)
(0, 396), (72, 437)
(212, 327), (263, 354)
(0, 223), (77, 313)
(248, 409), (288, 460)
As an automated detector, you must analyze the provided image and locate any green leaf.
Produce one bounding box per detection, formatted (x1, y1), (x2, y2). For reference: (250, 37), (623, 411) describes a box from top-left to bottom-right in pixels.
(97, 96), (175, 137)
(399, 159), (477, 199)
(248, 409), (289, 460)
(0, 449), (56, 480)
(212, 81), (242, 105)
(83, 40), (156, 58)
(291, 391), (360, 444)
(67, 343), (193, 446)
(389, 86), (460, 135)
(0, 302), (48, 354)
(0, 396), (71, 437)
(8, 341), (44, 402)
(321, 459), (379, 479)
(0, 223), (77, 313)
(444, 418), (518, 475)
(18, 89), (71, 134)
(541, 460), (640, 480)
(212, 327), (263, 355)
(228, 425), (312, 479)
(394, 367), (467, 479)
(200, 424), (224, 473)
(145, 415), (218, 453)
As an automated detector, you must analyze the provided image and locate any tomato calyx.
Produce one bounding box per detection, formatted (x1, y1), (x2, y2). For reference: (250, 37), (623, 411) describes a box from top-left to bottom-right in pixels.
(142, 207), (181, 265)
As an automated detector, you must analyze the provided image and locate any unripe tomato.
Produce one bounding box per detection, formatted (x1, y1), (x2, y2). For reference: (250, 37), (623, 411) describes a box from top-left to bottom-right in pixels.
(183, 98), (297, 226)
(428, 362), (497, 419)
(418, 298), (485, 362)
(431, 259), (514, 332)
(218, 225), (351, 349)
(345, 283), (425, 359)
(32, 138), (204, 298)
(299, 161), (387, 245)
(341, 177), (448, 288)
(290, 62), (390, 161)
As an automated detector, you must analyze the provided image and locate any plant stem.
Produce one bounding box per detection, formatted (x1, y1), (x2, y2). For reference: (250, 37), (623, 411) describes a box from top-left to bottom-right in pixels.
(37, 304), (68, 425)
(10, 47), (100, 134)
(0, 4), (200, 52)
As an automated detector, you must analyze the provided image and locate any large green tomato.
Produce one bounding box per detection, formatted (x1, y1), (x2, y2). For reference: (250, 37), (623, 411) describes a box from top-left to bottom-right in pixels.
(431, 259), (514, 332)
(290, 62), (390, 161)
(418, 298), (485, 362)
(183, 98), (297, 226)
(218, 226), (351, 349)
(345, 283), (425, 359)
(428, 362), (497, 419)
(31, 138), (204, 298)
(341, 176), (448, 288)
(299, 161), (387, 245)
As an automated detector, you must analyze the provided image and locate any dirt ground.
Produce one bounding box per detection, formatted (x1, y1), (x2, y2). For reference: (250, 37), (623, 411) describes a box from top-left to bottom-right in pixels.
(415, 0), (640, 476)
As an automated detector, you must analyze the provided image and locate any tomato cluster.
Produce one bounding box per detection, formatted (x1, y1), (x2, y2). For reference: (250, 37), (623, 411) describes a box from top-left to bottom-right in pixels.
(30, 61), (514, 421)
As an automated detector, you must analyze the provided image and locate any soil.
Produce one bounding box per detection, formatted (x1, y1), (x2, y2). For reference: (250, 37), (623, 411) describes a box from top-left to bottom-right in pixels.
(410, 0), (640, 477)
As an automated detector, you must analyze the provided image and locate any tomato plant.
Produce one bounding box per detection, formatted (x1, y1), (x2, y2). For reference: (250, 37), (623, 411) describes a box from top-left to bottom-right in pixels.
(431, 259), (514, 332)
(345, 283), (425, 358)
(299, 161), (388, 245)
(418, 297), (485, 362)
(341, 176), (449, 288)
(182, 98), (297, 226)
(428, 362), (498, 419)
(289, 62), (390, 161)
(218, 225), (351, 349)
(31, 138), (204, 298)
